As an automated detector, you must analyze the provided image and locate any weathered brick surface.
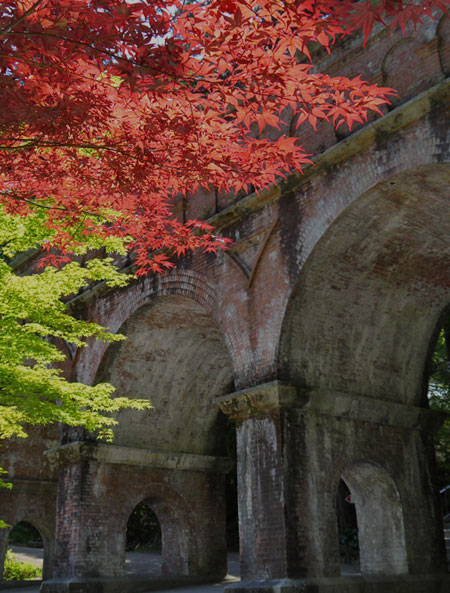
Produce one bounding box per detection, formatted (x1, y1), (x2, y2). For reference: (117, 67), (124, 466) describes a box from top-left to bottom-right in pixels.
(52, 457), (227, 579)
(2, 22), (450, 592)
(0, 478), (56, 579)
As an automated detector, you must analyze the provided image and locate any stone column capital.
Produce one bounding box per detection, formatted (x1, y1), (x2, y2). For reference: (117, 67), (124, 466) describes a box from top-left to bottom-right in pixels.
(215, 380), (299, 420)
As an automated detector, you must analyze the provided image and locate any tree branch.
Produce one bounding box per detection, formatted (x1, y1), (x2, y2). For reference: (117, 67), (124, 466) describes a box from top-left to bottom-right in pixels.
(0, 192), (101, 218)
(0, 0), (47, 39)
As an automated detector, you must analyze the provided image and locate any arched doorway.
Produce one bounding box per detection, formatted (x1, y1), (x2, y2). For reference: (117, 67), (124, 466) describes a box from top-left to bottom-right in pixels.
(126, 502), (161, 556)
(2, 520), (51, 582)
(124, 499), (182, 577)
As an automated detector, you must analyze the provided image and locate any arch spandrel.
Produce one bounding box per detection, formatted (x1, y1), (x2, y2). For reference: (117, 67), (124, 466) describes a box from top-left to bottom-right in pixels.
(96, 295), (234, 455)
(279, 163), (450, 405)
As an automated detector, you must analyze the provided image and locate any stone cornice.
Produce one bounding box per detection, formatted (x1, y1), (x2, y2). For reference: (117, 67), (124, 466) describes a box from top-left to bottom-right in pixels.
(44, 442), (233, 474)
(216, 380), (448, 431)
(209, 76), (450, 230)
(302, 389), (448, 432)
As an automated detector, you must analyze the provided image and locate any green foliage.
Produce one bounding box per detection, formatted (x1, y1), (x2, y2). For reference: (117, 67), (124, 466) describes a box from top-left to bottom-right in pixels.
(126, 503), (161, 552)
(339, 527), (360, 564)
(3, 549), (42, 581)
(0, 467), (11, 490)
(0, 207), (152, 486)
(429, 327), (450, 488)
(8, 522), (42, 547)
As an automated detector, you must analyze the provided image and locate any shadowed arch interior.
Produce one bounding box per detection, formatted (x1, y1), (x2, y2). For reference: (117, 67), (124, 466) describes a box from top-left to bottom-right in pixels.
(279, 163), (450, 405)
(125, 495), (188, 576)
(96, 295), (234, 455)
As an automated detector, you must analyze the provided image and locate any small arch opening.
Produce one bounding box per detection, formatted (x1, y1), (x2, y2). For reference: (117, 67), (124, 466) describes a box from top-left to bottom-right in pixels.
(125, 502), (162, 576)
(3, 521), (43, 582)
(126, 502), (162, 554)
(124, 496), (189, 577)
(336, 479), (360, 575)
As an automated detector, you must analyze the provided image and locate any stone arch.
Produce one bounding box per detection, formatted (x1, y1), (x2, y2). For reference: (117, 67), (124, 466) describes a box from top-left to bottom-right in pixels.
(95, 294), (234, 454)
(18, 515), (54, 580)
(279, 162), (450, 405)
(268, 118), (450, 388)
(340, 462), (408, 575)
(72, 269), (241, 389)
(2, 517), (54, 581)
(267, 162), (450, 580)
(123, 484), (190, 576)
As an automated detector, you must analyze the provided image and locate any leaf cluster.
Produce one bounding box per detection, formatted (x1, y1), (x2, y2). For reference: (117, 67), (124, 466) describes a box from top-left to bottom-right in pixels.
(3, 549), (42, 581)
(1, 0), (446, 273)
(0, 207), (151, 452)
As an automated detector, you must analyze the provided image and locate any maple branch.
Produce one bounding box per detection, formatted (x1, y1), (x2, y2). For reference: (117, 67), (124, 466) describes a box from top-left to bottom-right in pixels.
(7, 30), (175, 79)
(0, 0), (47, 39)
(0, 193), (112, 221)
(0, 139), (135, 156)
(0, 193), (72, 213)
(3, 31), (319, 101)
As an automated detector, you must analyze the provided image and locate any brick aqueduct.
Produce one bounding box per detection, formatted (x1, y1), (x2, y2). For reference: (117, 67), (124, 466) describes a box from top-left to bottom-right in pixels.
(2, 14), (450, 593)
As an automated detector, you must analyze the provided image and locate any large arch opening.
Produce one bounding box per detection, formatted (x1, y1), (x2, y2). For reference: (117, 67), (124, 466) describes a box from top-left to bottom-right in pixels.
(279, 163), (450, 406)
(426, 308), (450, 566)
(427, 310), (450, 491)
(96, 295), (238, 578)
(97, 295), (234, 455)
(278, 163), (450, 577)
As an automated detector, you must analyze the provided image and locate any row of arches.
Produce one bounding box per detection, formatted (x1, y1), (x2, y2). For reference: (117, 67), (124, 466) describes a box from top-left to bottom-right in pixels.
(70, 164), (450, 403)
(61, 163), (450, 583)
(0, 463), (409, 582)
(2, 161), (449, 587)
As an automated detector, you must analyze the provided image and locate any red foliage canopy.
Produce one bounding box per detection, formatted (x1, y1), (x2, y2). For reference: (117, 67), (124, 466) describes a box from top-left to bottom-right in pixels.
(0, 0), (447, 273)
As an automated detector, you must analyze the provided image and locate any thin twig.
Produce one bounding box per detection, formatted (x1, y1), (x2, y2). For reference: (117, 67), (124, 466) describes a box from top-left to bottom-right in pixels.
(0, 0), (46, 39)
(0, 192), (100, 217)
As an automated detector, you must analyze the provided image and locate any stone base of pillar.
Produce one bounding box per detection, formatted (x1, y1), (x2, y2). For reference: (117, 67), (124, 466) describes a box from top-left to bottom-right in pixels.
(225, 573), (450, 593)
(40, 574), (223, 593)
